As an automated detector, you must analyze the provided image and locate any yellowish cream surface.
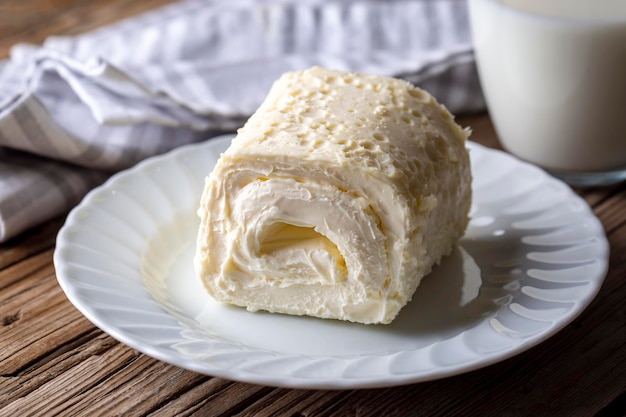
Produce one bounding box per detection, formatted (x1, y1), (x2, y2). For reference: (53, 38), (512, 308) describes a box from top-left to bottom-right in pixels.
(194, 67), (471, 324)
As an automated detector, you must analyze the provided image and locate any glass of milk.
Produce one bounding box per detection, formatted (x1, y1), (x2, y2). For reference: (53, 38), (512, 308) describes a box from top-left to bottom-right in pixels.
(469, 0), (626, 186)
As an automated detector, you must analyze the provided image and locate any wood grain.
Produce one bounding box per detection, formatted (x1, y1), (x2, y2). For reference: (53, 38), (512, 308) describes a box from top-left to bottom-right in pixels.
(0, 0), (176, 58)
(1, 113), (624, 416)
(1, 1), (625, 416)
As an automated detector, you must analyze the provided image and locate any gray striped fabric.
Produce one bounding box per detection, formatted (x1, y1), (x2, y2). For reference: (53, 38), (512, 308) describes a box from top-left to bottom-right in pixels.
(0, 0), (484, 242)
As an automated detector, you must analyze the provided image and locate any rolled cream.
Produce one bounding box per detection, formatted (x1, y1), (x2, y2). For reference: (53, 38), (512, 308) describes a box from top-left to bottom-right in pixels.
(194, 67), (471, 324)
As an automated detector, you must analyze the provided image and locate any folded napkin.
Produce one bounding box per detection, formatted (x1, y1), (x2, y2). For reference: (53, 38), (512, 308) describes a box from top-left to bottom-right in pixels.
(0, 0), (484, 243)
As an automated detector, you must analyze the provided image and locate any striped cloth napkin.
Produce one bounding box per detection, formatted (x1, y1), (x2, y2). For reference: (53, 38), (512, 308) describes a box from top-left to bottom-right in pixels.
(0, 0), (484, 243)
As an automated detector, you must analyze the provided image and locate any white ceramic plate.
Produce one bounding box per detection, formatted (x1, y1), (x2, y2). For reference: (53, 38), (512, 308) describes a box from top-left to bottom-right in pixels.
(54, 135), (608, 389)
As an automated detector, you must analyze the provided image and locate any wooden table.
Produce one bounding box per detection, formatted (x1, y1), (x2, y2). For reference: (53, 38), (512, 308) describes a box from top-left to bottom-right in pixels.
(1, 1), (625, 416)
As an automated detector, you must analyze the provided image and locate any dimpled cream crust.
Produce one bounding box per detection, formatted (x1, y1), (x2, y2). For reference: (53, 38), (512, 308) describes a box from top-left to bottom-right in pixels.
(194, 67), (472, 325)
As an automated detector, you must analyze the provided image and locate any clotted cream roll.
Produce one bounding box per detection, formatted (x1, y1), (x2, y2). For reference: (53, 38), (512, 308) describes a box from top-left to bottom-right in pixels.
(195, 67), (471, 324)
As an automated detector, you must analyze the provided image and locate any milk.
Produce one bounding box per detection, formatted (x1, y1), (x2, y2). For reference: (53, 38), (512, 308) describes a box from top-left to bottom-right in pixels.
(469, 0), (626, 183)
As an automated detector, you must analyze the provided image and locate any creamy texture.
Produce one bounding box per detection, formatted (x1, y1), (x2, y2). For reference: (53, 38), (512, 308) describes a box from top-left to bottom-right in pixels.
(471, 0), (626, 173)
(195, 67), (471, 324)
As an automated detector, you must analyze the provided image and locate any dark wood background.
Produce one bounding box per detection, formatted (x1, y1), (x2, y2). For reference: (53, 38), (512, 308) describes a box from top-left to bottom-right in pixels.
(1, 1), (624, 416)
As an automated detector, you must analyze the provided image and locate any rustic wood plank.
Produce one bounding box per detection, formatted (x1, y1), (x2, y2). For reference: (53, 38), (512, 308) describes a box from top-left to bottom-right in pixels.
(0, 342), (140, 416)
(0, 218), (63, 270)
(580, 182), (626, 208)
(59, 357), (208, 416)
(0, 298), (93, 375)
(0, 247), (99, 376)
(0, 248), (53, 291)
(0, 330), (110, 399)
(233, 388), (346, 417)
(146, 377), (236, 417)
(0, 112), (620, 417)
(0, 0), (177, 58)
(0, 1), (624, 416)
(147, 380), (275, 417)
(595, 190), (626, 236)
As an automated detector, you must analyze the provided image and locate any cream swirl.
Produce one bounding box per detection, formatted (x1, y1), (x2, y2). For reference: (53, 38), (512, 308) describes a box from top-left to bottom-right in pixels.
(194, 67), (471, 324)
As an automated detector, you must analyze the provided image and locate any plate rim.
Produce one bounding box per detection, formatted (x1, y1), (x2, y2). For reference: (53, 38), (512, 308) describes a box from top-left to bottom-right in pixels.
(53, 135), (609, 389)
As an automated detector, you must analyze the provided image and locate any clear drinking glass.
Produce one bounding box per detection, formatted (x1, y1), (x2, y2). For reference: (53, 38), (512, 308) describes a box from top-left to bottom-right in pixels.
(469, 0), (626, 186)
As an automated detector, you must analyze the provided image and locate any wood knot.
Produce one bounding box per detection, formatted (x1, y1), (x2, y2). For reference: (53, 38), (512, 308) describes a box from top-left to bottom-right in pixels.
(2, 311), (22, 326)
